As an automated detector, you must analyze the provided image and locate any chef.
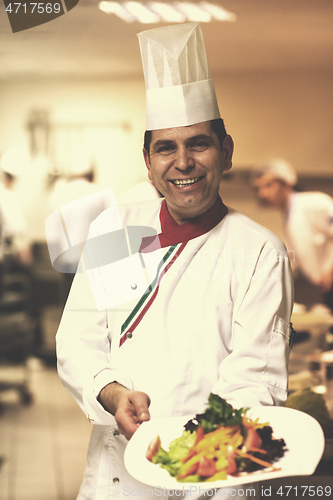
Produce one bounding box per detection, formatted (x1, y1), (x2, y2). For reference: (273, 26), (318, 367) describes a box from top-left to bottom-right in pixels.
(46, 144), (115, 303)
(255, 158), (333, 312)
(0, 147), (31, 264)
(56, 24), (294, 500)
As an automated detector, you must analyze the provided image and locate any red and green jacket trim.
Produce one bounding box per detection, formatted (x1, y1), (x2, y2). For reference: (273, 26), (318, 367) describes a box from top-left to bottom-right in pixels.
(119, 242), (186, 347)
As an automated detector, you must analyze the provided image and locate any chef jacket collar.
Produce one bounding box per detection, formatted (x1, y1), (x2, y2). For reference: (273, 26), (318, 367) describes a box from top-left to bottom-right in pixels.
(140, 195), (228, 252)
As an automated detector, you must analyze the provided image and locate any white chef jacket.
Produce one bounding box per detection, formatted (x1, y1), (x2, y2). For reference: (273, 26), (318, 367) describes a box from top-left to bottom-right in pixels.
(285, 192), (333, 285)
(47, 179), (116, 274)
(56, 198), (293, 500)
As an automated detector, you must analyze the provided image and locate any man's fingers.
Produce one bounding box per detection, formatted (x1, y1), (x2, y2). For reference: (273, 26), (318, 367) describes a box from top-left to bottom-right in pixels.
(117, 418), (140, 440)
(115, 405), (139, 440)
(129, 391), (151, 423)
(114, 390), (151, 440)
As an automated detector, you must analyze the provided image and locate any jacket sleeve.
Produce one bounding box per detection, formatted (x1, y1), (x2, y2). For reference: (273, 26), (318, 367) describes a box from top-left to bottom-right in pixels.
(308, 194), (333, 237)
(211, 240), (294, 409)
(56, 218), (135, 426)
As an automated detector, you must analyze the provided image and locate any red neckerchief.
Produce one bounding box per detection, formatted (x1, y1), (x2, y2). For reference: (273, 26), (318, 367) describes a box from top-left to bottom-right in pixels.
(140, 196), (228, 253)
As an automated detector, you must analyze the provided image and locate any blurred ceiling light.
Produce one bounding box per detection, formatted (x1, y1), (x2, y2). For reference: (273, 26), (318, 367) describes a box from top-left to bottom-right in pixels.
(99, 1), (135, 21)
(124, 1), (160, 23)
(199, 2), (236, 22)
(98, 1), (236, 24)
(149, 2), (186, 23)
(173, 2), (211, 22)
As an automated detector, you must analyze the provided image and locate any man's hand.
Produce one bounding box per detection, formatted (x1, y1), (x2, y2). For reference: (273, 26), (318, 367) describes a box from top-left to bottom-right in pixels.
(98, 382), (150, 440)
(115, 390), (151, 440)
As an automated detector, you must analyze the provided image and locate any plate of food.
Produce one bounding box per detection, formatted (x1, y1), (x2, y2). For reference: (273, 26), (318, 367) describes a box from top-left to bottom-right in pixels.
(124, 394), (325, 489)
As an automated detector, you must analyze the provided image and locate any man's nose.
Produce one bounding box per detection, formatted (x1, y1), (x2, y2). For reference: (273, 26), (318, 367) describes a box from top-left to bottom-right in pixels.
(174, 147), (194, 170)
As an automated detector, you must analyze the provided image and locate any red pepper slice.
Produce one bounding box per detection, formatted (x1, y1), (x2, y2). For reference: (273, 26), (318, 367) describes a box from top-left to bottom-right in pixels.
(194, 427), (204, 445)
(182, 427), (205, 463)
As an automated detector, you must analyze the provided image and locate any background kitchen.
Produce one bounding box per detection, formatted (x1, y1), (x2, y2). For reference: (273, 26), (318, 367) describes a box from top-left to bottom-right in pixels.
(0, 1), (333, 499)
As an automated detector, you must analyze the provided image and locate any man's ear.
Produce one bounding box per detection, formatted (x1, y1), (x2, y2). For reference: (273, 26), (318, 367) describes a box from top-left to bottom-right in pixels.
(143, 148), (152, 181)
(222, 135), (234, 172)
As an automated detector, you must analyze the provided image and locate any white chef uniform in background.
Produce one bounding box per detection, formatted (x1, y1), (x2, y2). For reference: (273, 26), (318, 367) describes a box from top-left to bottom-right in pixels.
(255, 159), (333, 311)
(0, 147), (30, 262)
(285, 191), (333, 287)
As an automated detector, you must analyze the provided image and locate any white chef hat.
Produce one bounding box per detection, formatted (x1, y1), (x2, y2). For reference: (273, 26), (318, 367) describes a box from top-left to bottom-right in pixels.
(137, 23), (220, 131)
(258, 159), (298, 186)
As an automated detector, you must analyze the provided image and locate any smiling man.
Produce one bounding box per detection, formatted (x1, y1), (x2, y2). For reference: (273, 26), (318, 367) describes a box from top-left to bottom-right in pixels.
(56, 24), (294, 500)
(143, 121), (234, 224)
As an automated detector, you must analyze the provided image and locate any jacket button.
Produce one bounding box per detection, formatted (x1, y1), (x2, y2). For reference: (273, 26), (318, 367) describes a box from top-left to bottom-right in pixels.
(113, 477), (120, 484)
(126, 332), (132, 339)
(131, 283), (137, 290)
(113, 429), (120, 437)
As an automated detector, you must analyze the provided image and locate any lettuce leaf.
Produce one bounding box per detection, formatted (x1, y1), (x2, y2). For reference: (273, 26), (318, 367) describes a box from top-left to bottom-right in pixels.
(152, 430), (196, 477)
(185, 394), (248, 434)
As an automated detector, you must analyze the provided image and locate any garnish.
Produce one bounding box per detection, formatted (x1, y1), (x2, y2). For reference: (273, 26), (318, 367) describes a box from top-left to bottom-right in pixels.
(146, 394), (287, 482)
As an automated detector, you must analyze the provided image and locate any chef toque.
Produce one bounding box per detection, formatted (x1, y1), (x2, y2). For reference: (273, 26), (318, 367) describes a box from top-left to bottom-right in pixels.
(138, 23), (220, 131)
(258, 159), (298, 186)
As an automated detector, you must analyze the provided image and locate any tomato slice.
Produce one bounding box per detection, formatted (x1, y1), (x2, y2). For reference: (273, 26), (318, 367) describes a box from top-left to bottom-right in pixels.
(146, 436), (161, 462)
(197, 456), (217, 477)
(243, 427), (262, 451)
(226, 454), (237, 475)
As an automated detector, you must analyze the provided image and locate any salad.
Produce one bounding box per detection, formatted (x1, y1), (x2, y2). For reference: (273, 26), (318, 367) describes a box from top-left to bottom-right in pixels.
(146, 394), (287, 482)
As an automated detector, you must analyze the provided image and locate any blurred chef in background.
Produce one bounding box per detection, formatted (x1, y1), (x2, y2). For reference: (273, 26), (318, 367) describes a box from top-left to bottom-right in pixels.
(49, 143), (98, 211)
(48, 143), (115, 302)
(255, 159), (333, 312)
(0, 146), (32, 266)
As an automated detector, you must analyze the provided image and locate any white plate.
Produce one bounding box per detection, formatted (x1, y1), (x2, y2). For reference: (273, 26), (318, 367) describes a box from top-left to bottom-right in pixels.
(124, 406), (325, 489)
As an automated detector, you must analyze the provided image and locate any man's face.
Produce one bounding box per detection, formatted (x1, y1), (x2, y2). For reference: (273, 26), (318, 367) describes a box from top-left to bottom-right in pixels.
(255, 174), (289, 209)
(143, 122), (233, 224)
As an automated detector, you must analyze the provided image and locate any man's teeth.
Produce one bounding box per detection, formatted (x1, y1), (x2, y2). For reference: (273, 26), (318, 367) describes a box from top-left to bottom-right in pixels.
(171, 177), (201, 186)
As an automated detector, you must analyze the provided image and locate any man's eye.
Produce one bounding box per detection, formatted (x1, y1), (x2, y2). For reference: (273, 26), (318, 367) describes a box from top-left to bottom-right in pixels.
(157, 145), (174, 154)
(191, 142), (209, 151)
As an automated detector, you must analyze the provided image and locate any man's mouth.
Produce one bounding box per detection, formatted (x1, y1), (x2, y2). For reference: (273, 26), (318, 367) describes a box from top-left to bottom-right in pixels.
(169, 176), (204, 187)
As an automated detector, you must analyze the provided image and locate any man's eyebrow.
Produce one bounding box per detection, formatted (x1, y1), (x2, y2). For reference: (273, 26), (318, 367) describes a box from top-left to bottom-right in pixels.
(185, 134), (215, 144)
(151, 134), (215, 152)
